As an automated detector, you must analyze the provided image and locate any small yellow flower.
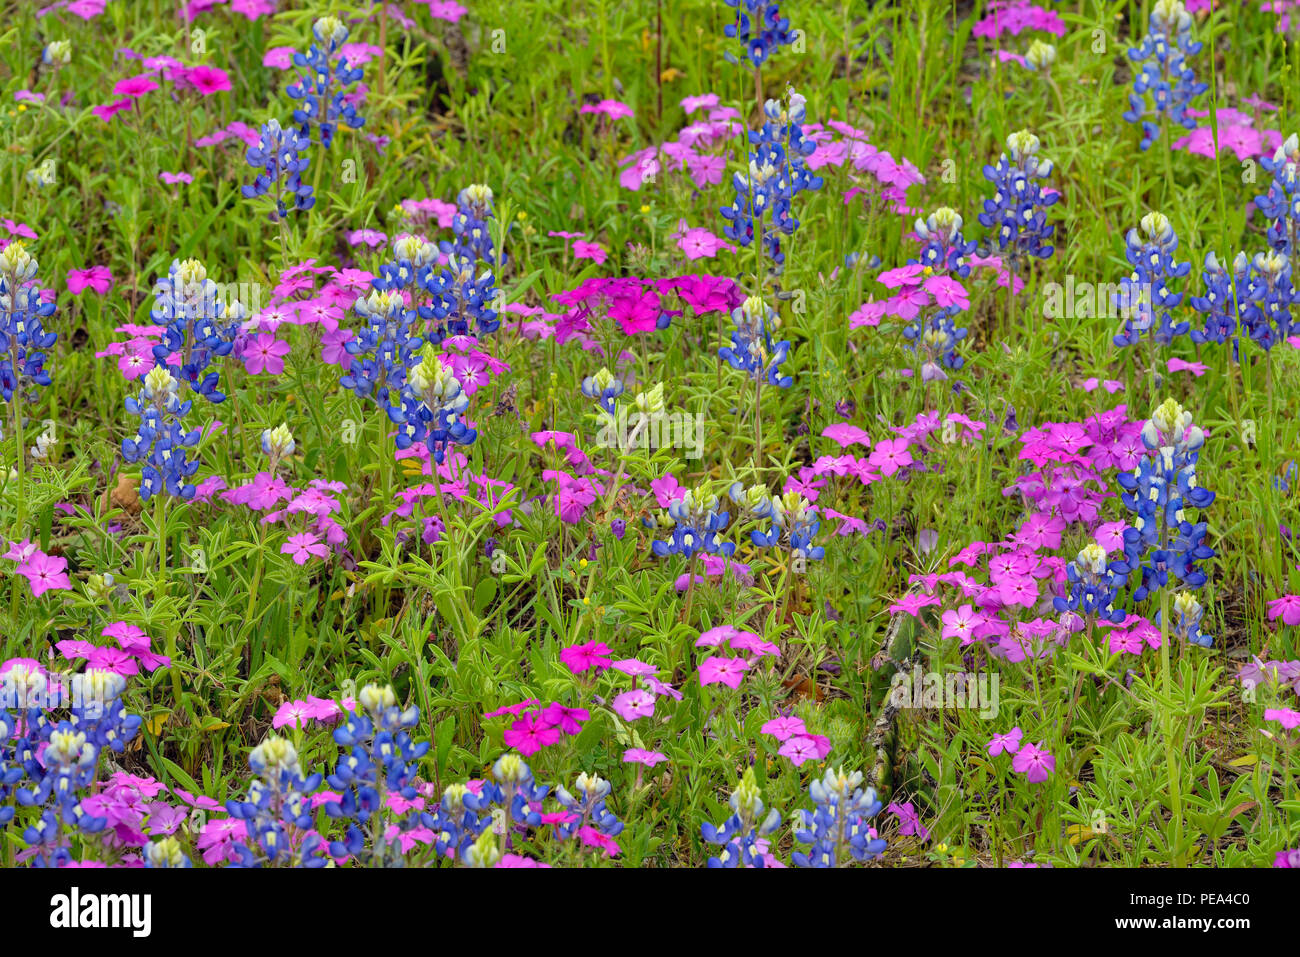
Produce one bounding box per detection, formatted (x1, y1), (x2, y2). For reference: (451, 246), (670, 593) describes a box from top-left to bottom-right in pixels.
(639, 204), (651, 214)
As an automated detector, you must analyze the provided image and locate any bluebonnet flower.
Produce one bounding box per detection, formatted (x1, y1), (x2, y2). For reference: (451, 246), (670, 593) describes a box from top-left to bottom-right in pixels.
(701, 767), (780, 868)
(751, 490), (825, 560)
(121, 365), (202, 501)
(241, 119), (315, 220)
(12, 669), (142, 867)
(1189, 250), (1247, 349)
(461, 828), (504, 867)
(24, 165), (55, 190)
(1257, 134), (1300, 255)
(719, 295), (792, 387)
(456, 754), (551, 866)
(719, 90), (822, 269)
(1276, 460), (1298, 498)
(42, 40), (71, 68)
(0, 716), (21, 828)
(1121, 0), (1206, 151)
(0, 241), (57, 405)
(1112, 399), (1215, 605)
(375, 234), (441, 295)
(345, 235), (442, 398)
(1159, 591), (1213, 649)
(791, 766), (888, 867)
(910, 207), (978, 278)
(722, 0), (797, 67)
(978, 130), (1058, 269)
(323, 683), (433, 867)
(1023, 39), (1057, 74)
(394, 346), (477, 465)
(341, 287), (423, 410)
(286, 16), (365, 149)
(1112, 212), (1191, 348)
(261, 422), (295, 471)
(423, 254), (500, 343)
(224, 736), (325, 867)
(650, 485), (735, 560)
(431, 781), (492, 861)
(149, 258), (241, 403)
(902, 280), (969, 382)
(554, 771), (623, 841)
(580, 366), (625, 417)
(1240, 250), (1296, 351)
(0, 665), (45, 830)
(440, 185), (504, 267)
(1053, 543), (1127, 624)
(143, 836), (192, 868)
(727, 479), (776, 520)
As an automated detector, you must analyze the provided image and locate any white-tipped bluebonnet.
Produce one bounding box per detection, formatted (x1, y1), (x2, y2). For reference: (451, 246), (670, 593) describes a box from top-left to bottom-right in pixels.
(719, 295), (792, 387)
(719, 90), (822, 270)
(42, 40), (71, 68)
(423, 254), (500, 343)
(554, 771), (623, 841)
(1159, 591), (1213, 649)
(580, 366), (624, 417)
(910, 207), (978, 278)
(440, 184), (505, 267)
(650, 485), (735, 560)
(1240, 249), (1296, 351)
(323, 683), (432, 867)
(395, 346), (477, 465)
(431, 781), (491, 860)
(978, 130), (1058, 268)
(0, 241), (57, 405)
(121, 365), (202, 501)
(11, 669), (141, 867)
(1258, 134), (1300, 255)
(224, 736), (326, 867)
(791, 766), (887, 867)
(1112, 399), (1215, 607)
(1112, 212), (1191, 348)
(448, 753), (552, 865)
(261, 421), (295, 469)
(751, 490), (824, 560)
(286, 16), (365, 149)
(1024, 39), (1057, 73)
(149, 257), (241, 403)
(341, 287), (423, 411)
(1121, 0), (1206, 151)
(1053, 543), (1126, 625)
(144, 836), (192, 868)
(702, 767), (780, 868)
(728, 479), (777, 520)
(1189, 250), (1246, 350)
(242, 119), (315, 220)
(902, 289), (969, 382)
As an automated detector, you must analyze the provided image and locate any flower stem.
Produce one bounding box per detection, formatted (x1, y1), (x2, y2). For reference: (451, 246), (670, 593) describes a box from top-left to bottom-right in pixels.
(1159, 586), (1185, 866)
